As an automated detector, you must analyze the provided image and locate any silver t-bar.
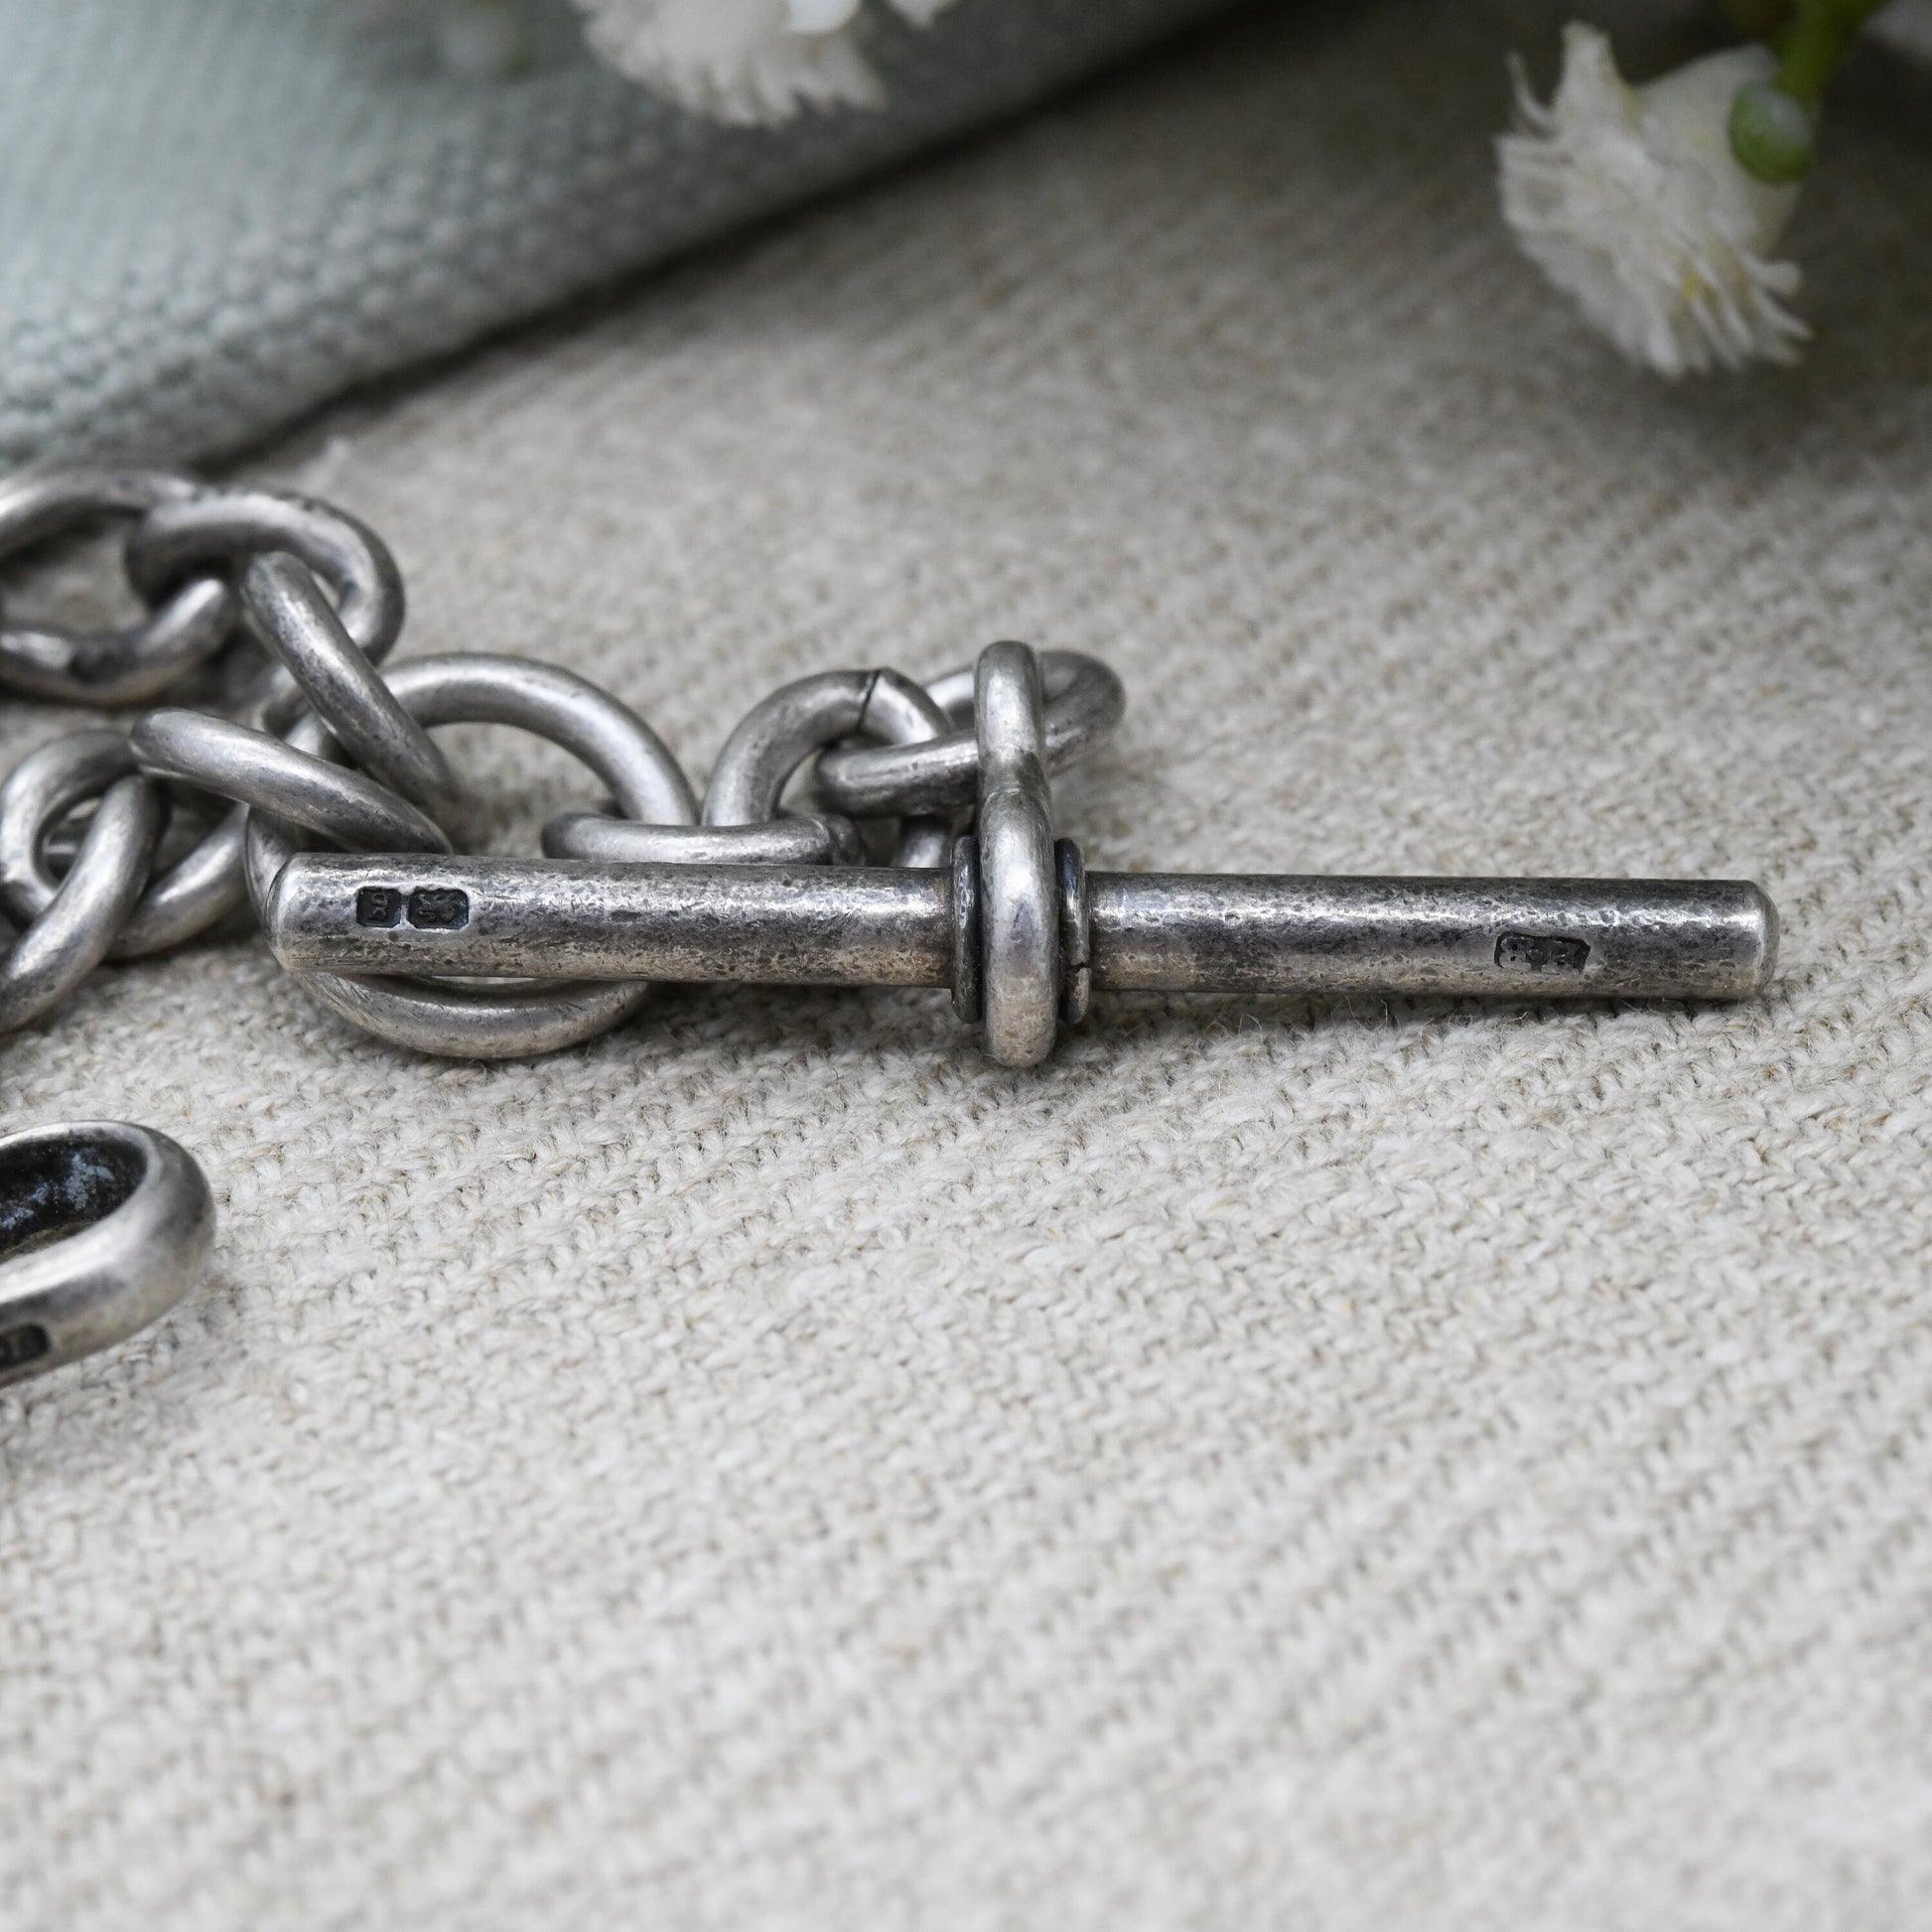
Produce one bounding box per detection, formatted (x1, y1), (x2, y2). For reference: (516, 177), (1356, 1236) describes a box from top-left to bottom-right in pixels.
(266, 853), (1777, 1008)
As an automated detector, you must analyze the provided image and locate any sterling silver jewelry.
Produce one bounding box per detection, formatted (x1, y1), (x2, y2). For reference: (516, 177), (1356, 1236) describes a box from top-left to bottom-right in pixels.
(0, 1121), (214, 1390)
(0, 467), (1781, 1384)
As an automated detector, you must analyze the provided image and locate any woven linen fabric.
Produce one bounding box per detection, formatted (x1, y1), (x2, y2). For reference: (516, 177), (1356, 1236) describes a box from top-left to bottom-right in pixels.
(0, 0), (1233, 469)
(4, 3), (1931, 1928)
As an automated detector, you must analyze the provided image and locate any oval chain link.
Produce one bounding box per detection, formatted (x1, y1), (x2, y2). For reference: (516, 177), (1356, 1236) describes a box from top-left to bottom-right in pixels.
(0, 470), (236, 707)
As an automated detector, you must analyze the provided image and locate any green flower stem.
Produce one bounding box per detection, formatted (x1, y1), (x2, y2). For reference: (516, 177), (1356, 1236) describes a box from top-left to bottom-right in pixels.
(1727, 0), (1887, 181)
(1774, 0), (1887, 103)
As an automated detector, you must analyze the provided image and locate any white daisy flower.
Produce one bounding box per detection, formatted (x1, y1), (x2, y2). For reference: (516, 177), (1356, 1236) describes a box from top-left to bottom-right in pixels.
(570, 0), (960, 124)
(1498, 24), (1808, 376)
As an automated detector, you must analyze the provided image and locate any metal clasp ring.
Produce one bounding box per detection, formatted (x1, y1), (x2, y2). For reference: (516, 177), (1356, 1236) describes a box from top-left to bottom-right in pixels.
(0, 1121), (215, 1388)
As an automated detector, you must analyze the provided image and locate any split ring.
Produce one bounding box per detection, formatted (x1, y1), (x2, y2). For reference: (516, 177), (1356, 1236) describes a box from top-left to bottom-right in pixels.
(548, 666), (953, 869)
(813, 649), (1124, 820)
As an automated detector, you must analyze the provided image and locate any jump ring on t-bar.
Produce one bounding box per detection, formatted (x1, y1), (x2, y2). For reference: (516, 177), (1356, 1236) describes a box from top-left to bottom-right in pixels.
(813, 649), (1124, 821)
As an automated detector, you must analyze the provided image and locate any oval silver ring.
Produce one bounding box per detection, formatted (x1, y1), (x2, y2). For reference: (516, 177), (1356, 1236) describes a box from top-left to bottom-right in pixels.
(0, 729), (247, 958)
(0, 1121), (216, 1388)
(133, 710), (451, 861)
(249, 652), (698, 1058)
(813, 649), (1125, 820)
(973, 642), (1060, 1068)
(241, 552), (462, 829)
(550, 666), (950, 869)
(545, 813), (864, 867)
(0, 469), (236, 707)
(0, 774), (164, 1035)
(123, 485), (407, 719)
(705, 666), (954, 870)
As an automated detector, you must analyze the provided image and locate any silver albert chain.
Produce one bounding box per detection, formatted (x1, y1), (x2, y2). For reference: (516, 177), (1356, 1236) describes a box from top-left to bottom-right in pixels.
(0, 469), (1779, 1387)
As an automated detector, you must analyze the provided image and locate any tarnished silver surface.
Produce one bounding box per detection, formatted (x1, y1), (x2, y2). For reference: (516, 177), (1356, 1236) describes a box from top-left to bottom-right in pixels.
(1085, 873), (1779, 1000)
(705, 669), (880, 825)
(132, 709), (451, 860)
(377, 654), (697, 824)
(549, 666), (951, 870)
(126, 485), (404, 659)
(973, 642), (1060, 1067)
(836, 667), (958, 869)
(0, 455), (1801, 1423)
(1056, 838), (1092, 1027)
(0, 468), (236, 706)
(0, 478), (424, 1026)
(0, 730), (244, 958)
(266, 853), (1780, 1015)
(125, 486), (406, 728)
(543, 656), (867, 859)
(546, 811), (863, 868)
(0, 468), (194, 554)
(703, 665), (954, 870)
(248, 652), (698, 1058)
(0, 471), (1783, 1080)
(950, 836), (982, 1026)
(815, 650), (1125, 818)
(0, 773), (163, 1033)
(285, 968), (661, 1062)
(0, 1121), (215, 1388)
(242, 552), (462, 828)
(268, 856), (955, 987)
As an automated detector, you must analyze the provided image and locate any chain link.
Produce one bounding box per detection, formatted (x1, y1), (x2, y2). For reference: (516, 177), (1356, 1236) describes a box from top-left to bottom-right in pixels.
(0, 467), (1122, 1061)
(0, 470), (235, 707)
(812, 649), (1125, 818)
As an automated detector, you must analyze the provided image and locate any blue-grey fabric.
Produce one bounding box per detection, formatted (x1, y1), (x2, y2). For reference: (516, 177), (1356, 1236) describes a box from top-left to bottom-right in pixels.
(0, 0), (1236, 468)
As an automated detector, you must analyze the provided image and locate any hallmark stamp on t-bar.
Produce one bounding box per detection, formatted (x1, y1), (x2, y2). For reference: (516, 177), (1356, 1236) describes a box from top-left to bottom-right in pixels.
(1495, 930), (1590, 975)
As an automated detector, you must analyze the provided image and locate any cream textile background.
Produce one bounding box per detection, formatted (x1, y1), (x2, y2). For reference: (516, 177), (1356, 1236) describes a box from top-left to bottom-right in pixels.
(4, 4), (1930, 1928)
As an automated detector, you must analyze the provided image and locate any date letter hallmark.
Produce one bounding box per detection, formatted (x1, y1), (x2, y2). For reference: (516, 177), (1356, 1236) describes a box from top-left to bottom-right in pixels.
(1495, 930), (1590, 976)
(354, 885), (470, 930)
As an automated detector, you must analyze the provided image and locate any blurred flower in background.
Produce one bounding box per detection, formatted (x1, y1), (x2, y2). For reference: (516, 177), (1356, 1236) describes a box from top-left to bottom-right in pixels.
(1499, 28), (1806, 375)
(1500, 0), (1930, 374)
(358, 0), (959, 111)
(362, 0), (1932, 377)
(573, 0), (960, 121)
